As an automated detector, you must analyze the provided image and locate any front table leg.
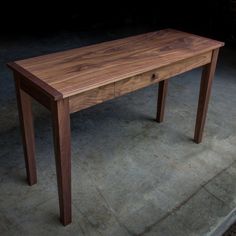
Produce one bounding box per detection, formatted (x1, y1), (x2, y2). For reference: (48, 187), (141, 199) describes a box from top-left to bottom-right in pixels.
(194, 49), (219, 143)
(51, 98), (71, 225)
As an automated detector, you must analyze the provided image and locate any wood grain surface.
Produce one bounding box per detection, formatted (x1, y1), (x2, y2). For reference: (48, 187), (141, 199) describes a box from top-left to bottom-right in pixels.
(114, 51), (212, 97)
(69, 51), (212, 113)
(69, 83), (114, 113)
(10, 29), (224, 99)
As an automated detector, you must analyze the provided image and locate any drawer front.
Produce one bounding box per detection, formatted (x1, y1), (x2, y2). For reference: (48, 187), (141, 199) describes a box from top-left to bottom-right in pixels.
(115, 51), (212, 97)
(69, 83), (114, 113)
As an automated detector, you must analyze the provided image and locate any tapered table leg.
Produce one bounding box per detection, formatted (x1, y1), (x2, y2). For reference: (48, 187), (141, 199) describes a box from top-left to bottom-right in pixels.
(194, 49), (219, 143)
(156, 80), (168, 123)
(51, 98), (71, 226)
(14, 75), (37, 186)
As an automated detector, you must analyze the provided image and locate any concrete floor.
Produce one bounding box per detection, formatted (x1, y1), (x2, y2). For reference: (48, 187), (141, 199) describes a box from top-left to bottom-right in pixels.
(0, 28), (236, 236)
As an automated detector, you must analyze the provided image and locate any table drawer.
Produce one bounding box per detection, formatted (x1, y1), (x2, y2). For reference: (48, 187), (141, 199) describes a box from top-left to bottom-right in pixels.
(115, 51), (212, 97)
(69, 83), (115, 113)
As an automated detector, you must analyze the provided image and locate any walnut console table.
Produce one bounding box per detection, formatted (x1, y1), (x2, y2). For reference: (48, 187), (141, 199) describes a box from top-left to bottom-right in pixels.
(7, 29), (224, 225)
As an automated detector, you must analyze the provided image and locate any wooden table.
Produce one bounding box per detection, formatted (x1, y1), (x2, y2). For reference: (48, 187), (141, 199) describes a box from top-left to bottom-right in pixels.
(7, 29), (224, 225)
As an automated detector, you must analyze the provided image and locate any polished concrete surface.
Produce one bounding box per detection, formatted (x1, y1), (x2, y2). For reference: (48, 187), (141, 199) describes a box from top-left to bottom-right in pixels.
(0, 28), (236, 236)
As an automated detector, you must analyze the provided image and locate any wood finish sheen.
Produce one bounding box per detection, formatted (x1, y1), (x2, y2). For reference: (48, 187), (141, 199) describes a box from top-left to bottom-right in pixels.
(114, 51), (212, 97)
(12, 29), (223, 98)
(70, 51), (212, 113)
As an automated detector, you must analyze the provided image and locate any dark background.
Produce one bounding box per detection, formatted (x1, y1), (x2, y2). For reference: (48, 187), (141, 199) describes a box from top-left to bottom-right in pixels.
(1, 0), (235, 43)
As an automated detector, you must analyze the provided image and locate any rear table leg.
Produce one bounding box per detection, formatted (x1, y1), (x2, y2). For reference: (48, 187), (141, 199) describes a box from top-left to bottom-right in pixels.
(156, 79), (168, 122)
(14, 74), (37, 186)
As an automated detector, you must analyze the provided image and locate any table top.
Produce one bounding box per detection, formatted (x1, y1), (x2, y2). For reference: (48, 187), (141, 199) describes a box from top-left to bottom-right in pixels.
(8, 29), (224, 99)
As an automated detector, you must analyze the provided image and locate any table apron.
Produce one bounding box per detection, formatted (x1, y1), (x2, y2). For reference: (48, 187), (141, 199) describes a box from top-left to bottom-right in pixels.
(69, 50), (212, 113)
(19, 78), (52, 110)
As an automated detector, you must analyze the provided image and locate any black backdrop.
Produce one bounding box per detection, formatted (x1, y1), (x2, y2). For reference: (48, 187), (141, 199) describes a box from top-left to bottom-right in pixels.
(0, 0), (232, 40)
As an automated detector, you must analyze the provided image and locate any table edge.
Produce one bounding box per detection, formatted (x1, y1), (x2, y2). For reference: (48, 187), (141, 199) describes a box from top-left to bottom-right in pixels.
(7, 62), (63, 101)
